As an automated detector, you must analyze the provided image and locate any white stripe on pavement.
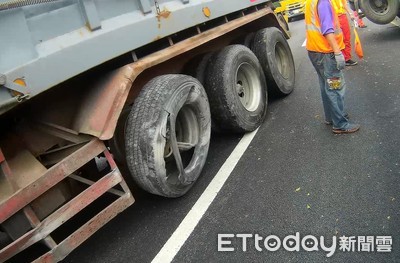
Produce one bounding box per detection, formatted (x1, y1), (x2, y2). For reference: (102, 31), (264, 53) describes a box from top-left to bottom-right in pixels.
(151, 128), (259, 263)
(391, 16), (400, 27)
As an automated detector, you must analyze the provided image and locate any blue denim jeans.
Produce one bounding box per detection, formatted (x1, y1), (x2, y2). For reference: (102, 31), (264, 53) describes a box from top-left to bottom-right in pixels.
(308, 51), (350, 129)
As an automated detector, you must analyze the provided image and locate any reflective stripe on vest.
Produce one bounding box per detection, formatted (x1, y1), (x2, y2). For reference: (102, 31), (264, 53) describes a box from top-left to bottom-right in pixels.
(305, 0), (345, 53)
(305, 24), (342, 34)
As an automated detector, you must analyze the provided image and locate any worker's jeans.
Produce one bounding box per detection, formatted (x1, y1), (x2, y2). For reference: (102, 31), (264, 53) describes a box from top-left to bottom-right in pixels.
(308, 51), (349, 129)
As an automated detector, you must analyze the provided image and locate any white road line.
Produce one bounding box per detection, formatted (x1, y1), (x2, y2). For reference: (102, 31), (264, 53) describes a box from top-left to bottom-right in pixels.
(151, 128), (259, 263)
(302, 39), (307, 47)
(391, 16), (400, 27)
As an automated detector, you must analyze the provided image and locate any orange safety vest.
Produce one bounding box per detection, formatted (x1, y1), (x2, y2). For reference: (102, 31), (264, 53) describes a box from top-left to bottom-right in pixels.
(305, 0), (345, 53)
(331, 0), (347, 15)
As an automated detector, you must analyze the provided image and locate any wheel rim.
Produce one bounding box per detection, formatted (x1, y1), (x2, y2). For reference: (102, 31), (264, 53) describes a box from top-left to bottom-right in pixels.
(164, 105), (199, 184)
(275, 41), (291, 80)
(235, 62), (262, 112)
(370, 0), (389, 14)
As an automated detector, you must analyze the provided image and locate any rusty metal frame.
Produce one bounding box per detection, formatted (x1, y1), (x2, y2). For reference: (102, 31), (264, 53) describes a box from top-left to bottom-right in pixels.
(0, 139), (104, 223)
(0, 140), (134, 262)
(33, 193), (133, 263)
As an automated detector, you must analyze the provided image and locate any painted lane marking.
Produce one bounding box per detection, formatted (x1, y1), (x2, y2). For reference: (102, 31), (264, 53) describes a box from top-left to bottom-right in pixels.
(152, 128), (259, 263)
(391, 17), (400, 27)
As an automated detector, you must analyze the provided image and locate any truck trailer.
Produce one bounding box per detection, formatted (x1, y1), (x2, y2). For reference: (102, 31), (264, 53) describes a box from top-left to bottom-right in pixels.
(0, 0), (295, 261)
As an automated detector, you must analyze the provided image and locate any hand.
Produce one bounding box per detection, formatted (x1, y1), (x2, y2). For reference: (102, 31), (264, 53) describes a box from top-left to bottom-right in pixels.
(335, 53), (346, 70)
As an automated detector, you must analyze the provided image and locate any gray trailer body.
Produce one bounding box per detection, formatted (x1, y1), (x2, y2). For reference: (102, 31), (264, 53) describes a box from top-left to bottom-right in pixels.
(0, 1), (290, 261)
(0, 0), (271, 114)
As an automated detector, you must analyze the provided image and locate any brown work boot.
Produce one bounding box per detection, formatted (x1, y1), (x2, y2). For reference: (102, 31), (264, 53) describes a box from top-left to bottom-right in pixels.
(332, 124), (360, 134)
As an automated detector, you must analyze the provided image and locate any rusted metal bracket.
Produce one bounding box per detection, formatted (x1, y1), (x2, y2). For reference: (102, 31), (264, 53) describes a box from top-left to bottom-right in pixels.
(35, 121), (92, 144)
(0, 150), (58, 249)
(0, 170), (124, 262)
(33, 192), (133, 263)
(0, 139), (105, 224)
(69, 174), (126, 197)
(23, 206), (58, 249)
(0, 139), (134, 262)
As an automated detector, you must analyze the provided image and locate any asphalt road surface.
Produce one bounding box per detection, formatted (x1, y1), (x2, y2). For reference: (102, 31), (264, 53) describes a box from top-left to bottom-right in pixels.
(64, 19), (400, 263)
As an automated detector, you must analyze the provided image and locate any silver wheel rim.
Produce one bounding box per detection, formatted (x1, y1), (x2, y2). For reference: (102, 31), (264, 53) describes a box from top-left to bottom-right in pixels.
(235, 62), (262, 112)
(164, 105), (199, 184)
(275, 42), (291, 80)
(164, 105), (199, 158)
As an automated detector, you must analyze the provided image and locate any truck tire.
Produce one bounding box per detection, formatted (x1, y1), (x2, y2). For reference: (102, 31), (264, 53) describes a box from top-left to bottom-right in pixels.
(109, 107), (130, 163)
(204, 45), (267, 133)
(360, 0), (399, 24)
(184, 52), (224, 133)
(185, 52), (215, 85)
(125, 75), (211, 197)
(243, 33), (255, 49)
(251, 27), (295, 97)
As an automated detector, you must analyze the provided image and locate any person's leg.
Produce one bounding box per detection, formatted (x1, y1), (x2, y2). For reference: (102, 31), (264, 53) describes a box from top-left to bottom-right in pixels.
(354, 10), (366, 27)
(338, 14), (352, 62)
(309, 52), (359, 133)
(318, 74), (333, 123)
(322, 53), (351, 130)
(326, 73), (348, 129)
(308, 51), (332, 123)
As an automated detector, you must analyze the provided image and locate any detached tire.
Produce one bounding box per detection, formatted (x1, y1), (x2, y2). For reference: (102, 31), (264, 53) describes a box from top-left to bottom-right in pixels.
(204, 45), (267, 133)
(252, 27), (295, 97)
(125, 75), (211, 197)
(360, 0), (399, 24)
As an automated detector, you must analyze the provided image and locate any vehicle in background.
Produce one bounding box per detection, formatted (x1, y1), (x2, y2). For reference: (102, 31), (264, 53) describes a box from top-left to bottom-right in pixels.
(285, 0), (306, 22)
(273, 0), (290, 31)
(349, 0), (400, 25)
